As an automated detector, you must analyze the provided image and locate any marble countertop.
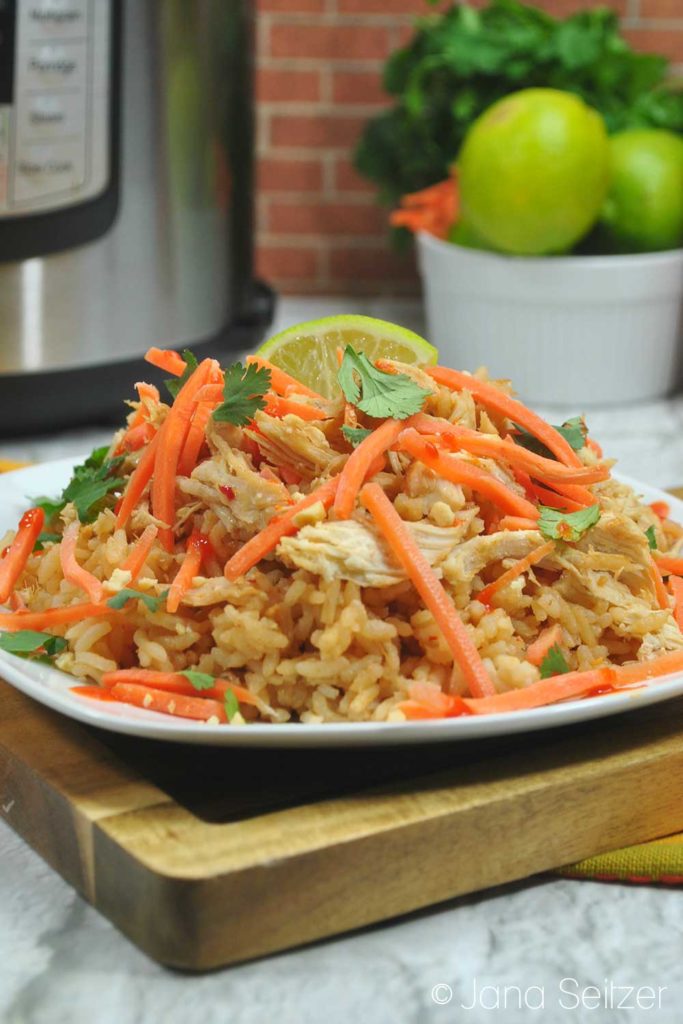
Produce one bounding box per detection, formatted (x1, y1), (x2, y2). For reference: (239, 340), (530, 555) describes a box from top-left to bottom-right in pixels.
(2, 296), (683, 1024)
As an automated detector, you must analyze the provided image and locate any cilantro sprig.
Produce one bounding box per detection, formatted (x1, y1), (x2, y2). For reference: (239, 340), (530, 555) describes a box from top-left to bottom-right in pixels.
(645, 525), (657, 551)
(513, 417), (587, 461)
(538, 504), (600, 543)
(341, 425), (373, 448)
(539, 645), (570, 680)
(338, 345), (429, 420)
(32, 446), (125, 525)
(213, 362), (271, 427)
(165, 349), (198, 400)
(0, 630), (67, 661)
(106, 588), (168, 613)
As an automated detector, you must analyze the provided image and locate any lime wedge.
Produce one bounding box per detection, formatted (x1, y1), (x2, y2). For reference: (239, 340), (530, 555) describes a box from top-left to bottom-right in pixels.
(255, 315), (438, 400)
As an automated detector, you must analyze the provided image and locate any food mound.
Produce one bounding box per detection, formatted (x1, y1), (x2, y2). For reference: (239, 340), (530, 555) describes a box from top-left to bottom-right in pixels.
(1, 338), (683, 727)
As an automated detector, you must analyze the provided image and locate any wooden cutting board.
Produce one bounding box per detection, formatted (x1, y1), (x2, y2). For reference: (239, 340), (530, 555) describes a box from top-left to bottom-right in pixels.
(2, 487), (682, 971)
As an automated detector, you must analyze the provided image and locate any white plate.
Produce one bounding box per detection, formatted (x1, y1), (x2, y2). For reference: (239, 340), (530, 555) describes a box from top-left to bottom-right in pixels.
(0, 457), (682, 747)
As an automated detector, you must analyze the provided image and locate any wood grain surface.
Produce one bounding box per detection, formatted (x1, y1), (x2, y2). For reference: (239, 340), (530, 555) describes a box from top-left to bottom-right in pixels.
(2, 680), (683, 970)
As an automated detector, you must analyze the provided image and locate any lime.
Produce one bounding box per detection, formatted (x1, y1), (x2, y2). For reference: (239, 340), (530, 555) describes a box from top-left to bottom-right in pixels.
(447, 220), (495, 251)
(256, 315), (438, 399)
(457, 88), (609, 255)
(599, 129), (683, 252)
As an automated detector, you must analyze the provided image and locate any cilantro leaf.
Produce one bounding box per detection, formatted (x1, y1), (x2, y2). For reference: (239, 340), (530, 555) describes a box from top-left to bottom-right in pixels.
(539, 644), (570, 680)
(645, 525), (657, 550)
(106, 588), (167, 613)
(513, 417), (588, 460)
(180, 669), (215, 691)
(224, 688), (240, 722)
(33, 532), (61, 551)
(165, 349), (198, 400)
(538, 504), (601, 543)
(341, 425), (373, 447)
(0, 630), (67, 659)
(31, 446), (125, 525)
(213, 362), (271, 427)
(338, 345), (429, 420)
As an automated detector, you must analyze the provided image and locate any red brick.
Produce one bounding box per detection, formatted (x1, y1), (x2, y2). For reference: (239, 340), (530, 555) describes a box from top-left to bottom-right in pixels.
(332, 70), (388, 106)
(256, 245), (321, 281)
(270, 113), (367, 150)
(337, 0), (438, 11)
(334, 157), (376, 194)
(257, 157), (323, 193)
(269, 24), (392, 61)
(256, 68), (321, 104)
(640, 0), (683, 16)
(535, 0), (627, 13)
(257, 0), (325, 10)
(268, 199), (387, 237)
(623, 27), (683, 61)
(329, 246), (418, 282)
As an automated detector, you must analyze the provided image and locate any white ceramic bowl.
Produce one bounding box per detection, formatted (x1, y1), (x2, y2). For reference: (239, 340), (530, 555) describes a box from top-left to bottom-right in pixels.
(417, 231), (683, 406)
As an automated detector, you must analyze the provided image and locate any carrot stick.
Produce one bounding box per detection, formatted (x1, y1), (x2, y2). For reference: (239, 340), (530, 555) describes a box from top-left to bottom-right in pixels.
(653, 554), (683, 576)
(166, 532), (206, 613)
(225, 474), (341, 580)
(177, 401), (213, 477)
(477, 540), (555, 609)
(498, 516), (540, 531)
(526, 481), (586, 513)
(650, 501), (670, 521)
(614, 649), (683, 686)
(120, 525), (158, 582)
(117, 382), (160, 447)
(649, 557), (670, 610)
(110, 682), (228, 722)
(59, 522), (104, 604)
(669, 576), (683, 632)
(526, 624), (563, 666)
(70, 685), (118, 703)
(399, 429), (539, 520)
(0, 507), (44, 604)
(102, 667), (258, 706)
(245, 355), (324, 401)
(334, 418), (407, 520)
(116, 432), (160, 530)
(360, 482), (495, 698)
(463, 666), (616, 715)
(425, 367), (582, 467)
(151, 359), (217, 551)
(116, 421), (155, 455)
(264, 395), (328, 421)
(0, 603), (114, 630)
(397, 681), (471, 719)
(144, 347), (187, 376)
(411, 414), (606, 486)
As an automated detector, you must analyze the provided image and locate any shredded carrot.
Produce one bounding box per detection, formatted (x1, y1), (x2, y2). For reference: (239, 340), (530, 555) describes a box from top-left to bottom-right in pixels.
(463, 666), (616, 715)
(70, 685), (118, 703)
(411, 415), (606, 487)
(360, 482), (495, 697)
(614, 649), (683, 686)
(0, 603), (115, 631)
(102, 668), (258, 706)
(116, 421), (155, 455)
(177, 401), (213, 477)
(525, 481), (587, 513)
(526, 624), (563, 666)
(0, 507), (44, 604)
(225, 474), (341, 580)
(166, 531), (207, 613)
(399, 429), (539, 520)
(334, 418), (406, 520)
(653, 553), (683, 576)
(425, 367), (582, 467)
(59, 521), (104, 603)
(245, 355), (324, 402)
(110, 682), (228, 723)
(118, 381), (160, 443)
(264, 395), (328, 421)
(115, 433), (159, 530)
(586, 437), (603, 458)
(498, 516), (540, 531)
(9, 592), (27, 611)
(477, 540), (555, 609)
(151, 359), (217, 551)
(397, 681), (471, 719)
(650, 501), (670, 521)
(144, 347), (187, 376)
(669, 576), (683, 632)
(649, 557), (671, 610)
(279, 464), (302, 486)
(120, 524), (158, 582)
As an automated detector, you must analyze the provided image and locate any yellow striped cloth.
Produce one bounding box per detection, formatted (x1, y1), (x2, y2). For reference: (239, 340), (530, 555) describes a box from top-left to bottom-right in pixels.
(1, 458), (680, 885)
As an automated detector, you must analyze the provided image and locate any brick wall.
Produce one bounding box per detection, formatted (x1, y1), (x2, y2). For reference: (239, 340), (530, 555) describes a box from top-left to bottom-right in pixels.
(254, 0), (683, 296)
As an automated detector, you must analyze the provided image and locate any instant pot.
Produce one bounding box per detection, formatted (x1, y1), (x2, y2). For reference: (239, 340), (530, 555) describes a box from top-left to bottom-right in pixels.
(0, 0), (272, 433)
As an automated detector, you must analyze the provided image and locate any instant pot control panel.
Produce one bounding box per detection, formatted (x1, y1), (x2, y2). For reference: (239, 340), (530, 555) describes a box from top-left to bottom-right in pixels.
(0, 0), (119, 260)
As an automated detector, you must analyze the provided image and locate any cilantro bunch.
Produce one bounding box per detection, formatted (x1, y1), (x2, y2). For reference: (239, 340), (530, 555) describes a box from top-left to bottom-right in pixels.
(355, 0), (683, 206)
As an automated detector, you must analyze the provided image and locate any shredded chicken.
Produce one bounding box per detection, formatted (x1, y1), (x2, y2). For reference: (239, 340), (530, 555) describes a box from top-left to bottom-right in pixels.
(247, 410), (344, 481)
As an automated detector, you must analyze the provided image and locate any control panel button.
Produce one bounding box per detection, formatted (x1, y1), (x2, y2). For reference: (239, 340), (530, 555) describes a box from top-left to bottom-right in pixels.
(22, 41), (86, 89)
(12, 140), (85, 203)
(23, 2), (88, 40)
(17, 90), (85, 139)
